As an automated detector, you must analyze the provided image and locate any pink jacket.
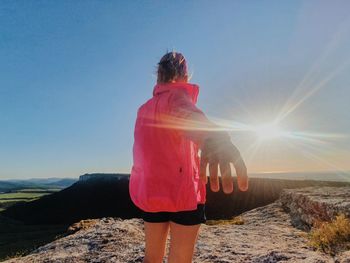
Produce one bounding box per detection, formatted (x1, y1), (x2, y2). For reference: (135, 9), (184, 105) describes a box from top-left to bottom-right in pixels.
(129, 82), (211, 212)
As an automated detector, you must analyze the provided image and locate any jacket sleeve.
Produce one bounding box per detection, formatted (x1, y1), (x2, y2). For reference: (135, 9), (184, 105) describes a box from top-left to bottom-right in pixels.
(167, 89), (228, 148)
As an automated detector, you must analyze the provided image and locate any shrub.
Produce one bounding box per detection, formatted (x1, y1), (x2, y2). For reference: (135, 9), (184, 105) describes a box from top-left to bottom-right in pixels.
(308, 214), (350, 255)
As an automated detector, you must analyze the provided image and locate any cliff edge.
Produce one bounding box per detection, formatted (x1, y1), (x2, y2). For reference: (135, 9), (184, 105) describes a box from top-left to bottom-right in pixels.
(4, 187), (350, 263)
(281, 187), (350, 230)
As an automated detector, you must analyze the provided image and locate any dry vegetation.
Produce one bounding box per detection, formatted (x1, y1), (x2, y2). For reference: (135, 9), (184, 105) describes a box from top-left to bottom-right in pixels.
(67, 219), (99, 234)
(205, 216), (245, 226)
(308, 214), (350, 255)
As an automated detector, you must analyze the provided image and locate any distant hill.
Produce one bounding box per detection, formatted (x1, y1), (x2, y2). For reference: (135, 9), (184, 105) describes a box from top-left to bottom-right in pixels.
(0, 178), (77, 193)
(1, 173), (349, 225)
(0, 182), (19, 193)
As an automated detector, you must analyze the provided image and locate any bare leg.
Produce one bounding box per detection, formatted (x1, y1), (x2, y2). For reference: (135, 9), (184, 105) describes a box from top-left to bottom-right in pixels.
(143, 221), (170, 263)
(168, 221), (201, 263)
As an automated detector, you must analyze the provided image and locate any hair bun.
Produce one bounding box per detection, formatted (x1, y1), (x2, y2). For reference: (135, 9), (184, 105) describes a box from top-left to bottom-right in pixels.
(157, 51), (188, 83)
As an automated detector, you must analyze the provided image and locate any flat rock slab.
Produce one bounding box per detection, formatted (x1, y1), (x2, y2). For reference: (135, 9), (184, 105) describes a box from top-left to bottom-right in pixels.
(280, 187), (350, 228)
(5, 201), (348, 263)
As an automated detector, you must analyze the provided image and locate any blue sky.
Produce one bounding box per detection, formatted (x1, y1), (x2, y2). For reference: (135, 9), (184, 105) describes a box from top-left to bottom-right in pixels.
(1, 1), (350, 179)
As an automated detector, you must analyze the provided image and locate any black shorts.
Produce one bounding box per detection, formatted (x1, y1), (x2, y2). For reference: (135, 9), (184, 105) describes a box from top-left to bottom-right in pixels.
(141, 204), (206, 226)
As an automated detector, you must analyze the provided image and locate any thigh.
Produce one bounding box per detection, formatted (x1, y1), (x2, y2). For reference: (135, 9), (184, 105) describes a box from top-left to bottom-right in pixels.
(168, 221), (201, 263)
(144, 222), (170, 261)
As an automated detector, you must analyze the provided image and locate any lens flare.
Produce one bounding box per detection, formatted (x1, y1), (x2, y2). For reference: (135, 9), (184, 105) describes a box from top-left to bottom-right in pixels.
(253, 123), (284, 141)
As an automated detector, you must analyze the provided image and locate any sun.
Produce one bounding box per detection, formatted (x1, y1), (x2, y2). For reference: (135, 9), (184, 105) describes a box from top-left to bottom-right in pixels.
(253, 122), (285, 140)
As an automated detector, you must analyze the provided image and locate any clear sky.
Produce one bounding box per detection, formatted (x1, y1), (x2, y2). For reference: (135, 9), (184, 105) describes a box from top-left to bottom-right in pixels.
(1, 1), (350, 179)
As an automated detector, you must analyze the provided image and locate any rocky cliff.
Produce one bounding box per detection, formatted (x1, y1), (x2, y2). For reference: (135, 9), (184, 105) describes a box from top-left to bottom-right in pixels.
(4, 187), (350, 263)
(78, 173), (129, 182)
(280, 187), (350, 230)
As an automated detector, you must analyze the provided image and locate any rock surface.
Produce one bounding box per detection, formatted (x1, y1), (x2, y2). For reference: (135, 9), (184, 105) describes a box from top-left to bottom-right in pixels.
(280, 187), (350, 229)
(4, 187), (350, 263)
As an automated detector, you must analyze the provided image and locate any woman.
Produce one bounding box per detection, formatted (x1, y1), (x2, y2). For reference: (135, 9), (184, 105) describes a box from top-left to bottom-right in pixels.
(129, 51), (248, 263)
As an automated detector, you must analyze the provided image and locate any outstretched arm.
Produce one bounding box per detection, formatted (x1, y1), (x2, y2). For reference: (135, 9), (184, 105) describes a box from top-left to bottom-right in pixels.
(168, 90), (249, 193)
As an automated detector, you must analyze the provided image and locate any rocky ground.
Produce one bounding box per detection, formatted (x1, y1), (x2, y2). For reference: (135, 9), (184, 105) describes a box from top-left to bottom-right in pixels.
(4, 187), (350, 263)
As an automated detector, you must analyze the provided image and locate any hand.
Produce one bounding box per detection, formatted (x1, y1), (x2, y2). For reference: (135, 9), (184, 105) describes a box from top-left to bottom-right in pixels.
(199, 133), (248, 194)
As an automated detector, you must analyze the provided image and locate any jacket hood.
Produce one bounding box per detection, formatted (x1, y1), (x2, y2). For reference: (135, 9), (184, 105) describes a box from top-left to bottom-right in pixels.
(152, 82), (199, 104)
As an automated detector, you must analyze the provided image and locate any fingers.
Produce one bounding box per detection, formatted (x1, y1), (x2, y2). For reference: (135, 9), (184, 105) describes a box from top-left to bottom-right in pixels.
(238, 176), (248, 192)
(209, 162), (219, 192)
(199, 155), (208, 184)
(200, 136), (248, 193)
(220, 161), (233, 194)
(235, 159), (248, 192)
